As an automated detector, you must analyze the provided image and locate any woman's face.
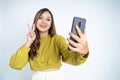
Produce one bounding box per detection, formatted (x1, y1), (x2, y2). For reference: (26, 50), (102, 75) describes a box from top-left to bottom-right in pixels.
(36, 11), (52, 33)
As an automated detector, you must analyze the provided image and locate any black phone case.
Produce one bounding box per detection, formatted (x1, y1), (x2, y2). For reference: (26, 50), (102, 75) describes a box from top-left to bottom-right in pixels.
(70, 17), (86, 42)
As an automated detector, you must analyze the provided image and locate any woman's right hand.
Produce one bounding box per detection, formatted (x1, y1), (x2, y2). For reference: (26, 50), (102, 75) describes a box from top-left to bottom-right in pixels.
(25, 23), (36, 47)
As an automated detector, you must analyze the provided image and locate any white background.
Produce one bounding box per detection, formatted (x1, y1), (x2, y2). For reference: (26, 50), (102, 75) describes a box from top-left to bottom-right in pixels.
(0, 0), (120, 80)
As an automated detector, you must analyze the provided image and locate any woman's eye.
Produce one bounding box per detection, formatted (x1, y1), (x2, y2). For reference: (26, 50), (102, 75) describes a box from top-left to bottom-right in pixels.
(47, 19), (50, 21)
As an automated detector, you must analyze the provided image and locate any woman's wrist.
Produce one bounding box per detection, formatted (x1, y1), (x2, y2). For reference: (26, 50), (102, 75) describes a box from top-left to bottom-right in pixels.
(81, 51), (89, 58)
(25, 41), (32, 47)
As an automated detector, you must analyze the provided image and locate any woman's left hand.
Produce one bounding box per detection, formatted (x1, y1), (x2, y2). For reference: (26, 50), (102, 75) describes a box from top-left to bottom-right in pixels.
(68, 25), (89, 56)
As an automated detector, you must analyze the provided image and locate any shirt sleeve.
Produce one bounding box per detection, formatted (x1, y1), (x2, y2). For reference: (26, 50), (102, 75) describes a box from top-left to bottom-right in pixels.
(9, 45), (30, 70)
(57, 35), (89, 66)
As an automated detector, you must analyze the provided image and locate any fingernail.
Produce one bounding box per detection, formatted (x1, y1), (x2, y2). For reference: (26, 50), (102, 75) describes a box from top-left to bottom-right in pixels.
(66, 38), (68, 40)
(76, 25), (78, 28)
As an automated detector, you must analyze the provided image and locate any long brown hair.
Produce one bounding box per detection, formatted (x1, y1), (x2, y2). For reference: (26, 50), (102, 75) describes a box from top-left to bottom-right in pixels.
(29, 8), (56, 60)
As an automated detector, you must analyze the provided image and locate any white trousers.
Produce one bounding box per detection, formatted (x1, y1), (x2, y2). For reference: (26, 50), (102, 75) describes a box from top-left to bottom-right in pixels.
(32, 70), (65, 80)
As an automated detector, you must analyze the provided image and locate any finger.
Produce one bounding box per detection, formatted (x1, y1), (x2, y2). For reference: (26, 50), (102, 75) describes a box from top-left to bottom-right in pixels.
(29, 30), (36, 38)
(68, 44), (78, 52)
(32, 31), (36, 37)
(28, 32), (33, 37)
(81, 27), (87, 42)
(29, 29), (33, 34)
(76, 25), (83, 37)
(84, 27), (87, 35)
(69, 33), (81, 43)
(28, 32), (35, 38)
(26, 22), (31, 31)
(67, 38), (79, 47)
(32, 24), (35, 31)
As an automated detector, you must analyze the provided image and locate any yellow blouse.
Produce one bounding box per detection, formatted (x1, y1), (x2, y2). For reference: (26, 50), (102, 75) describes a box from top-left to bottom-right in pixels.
(9, 34), (89, 71)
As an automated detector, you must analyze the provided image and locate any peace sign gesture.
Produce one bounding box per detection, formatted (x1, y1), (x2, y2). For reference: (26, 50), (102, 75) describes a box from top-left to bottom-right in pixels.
(25, 23), (36, 47)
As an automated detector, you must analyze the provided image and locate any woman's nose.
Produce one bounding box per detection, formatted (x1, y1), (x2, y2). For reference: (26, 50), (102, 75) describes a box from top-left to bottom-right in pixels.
(41, 19), (46, 23)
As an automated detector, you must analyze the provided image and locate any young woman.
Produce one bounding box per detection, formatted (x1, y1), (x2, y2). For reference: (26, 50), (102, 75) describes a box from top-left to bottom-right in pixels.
(9, 8), (89, 80)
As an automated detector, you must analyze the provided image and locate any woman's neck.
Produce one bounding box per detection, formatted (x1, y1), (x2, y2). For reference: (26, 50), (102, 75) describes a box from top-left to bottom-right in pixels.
(40, 32), (49, 39)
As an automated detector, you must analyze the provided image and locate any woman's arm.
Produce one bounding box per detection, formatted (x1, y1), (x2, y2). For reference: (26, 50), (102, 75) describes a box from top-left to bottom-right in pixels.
(57, 35), (89, 66)
(9, 24), (36, 70)
(58, 25), (89, 65)
(9, 45), (30, 70)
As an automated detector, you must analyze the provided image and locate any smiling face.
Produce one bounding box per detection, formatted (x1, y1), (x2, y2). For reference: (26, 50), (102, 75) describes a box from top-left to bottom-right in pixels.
(33, 8), (56, 38)
(36, 11), (52, 34)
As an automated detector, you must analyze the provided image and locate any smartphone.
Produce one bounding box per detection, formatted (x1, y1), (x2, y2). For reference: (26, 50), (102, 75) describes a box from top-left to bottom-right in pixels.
(70, 17), (86, 42)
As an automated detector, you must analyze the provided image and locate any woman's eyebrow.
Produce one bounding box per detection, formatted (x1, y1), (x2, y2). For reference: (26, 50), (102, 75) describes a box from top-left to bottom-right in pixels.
(40, 15), (51, 19)
(47, 16), (51, 18)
